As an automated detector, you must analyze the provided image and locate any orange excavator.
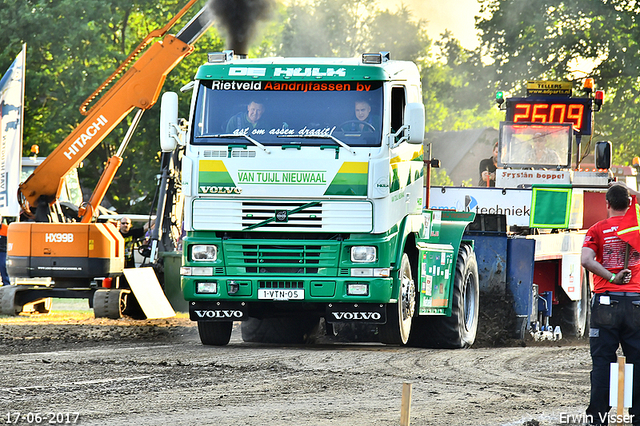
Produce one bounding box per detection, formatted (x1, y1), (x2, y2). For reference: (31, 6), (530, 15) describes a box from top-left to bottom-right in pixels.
(2, 0), (213, 318)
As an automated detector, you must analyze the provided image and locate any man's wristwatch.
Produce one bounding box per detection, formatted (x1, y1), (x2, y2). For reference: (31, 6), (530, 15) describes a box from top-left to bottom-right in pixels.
(609, 273), (616, 283)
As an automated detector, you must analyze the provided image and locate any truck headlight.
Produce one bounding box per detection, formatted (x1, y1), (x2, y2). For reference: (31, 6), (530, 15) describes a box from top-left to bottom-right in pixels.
(351, 246), (376, 263)
(192, 245), (217, 261)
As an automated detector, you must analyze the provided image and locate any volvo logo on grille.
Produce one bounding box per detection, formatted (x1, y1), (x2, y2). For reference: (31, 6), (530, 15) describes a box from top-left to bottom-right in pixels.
(275, 210), (288, 222)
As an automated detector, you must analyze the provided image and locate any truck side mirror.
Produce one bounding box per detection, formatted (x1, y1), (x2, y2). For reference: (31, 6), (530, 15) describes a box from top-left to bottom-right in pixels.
(160, 92), (179, 152)
(595, 141), (612, 170)
(405, 102), (425, 144)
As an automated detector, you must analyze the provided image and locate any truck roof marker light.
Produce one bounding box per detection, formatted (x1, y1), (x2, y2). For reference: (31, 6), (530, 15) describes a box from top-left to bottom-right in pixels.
(362, 53), (381, 64)
(208, 50), (234, 63)
(583, 77), (594, 92)
(362, 52), (390, 64)
(496, 91), (505, 107)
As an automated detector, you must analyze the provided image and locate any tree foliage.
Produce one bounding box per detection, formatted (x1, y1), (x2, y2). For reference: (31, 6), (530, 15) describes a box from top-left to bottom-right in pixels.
(0, 0), (506, 214)
(422, 33), (501, 131)
(0, 0), (223, 213)
(276, 0), (432, 62)
(477, 0), (640, 165)
(274, 0), (499, 130)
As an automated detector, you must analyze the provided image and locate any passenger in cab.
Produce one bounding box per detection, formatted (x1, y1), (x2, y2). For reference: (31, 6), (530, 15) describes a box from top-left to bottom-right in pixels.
(225, 100), (266, 133)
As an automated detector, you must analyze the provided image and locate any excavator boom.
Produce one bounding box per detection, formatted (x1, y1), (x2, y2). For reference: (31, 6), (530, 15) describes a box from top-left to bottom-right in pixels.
(18, 1), (213, 211)
(3, 1), (215, 319)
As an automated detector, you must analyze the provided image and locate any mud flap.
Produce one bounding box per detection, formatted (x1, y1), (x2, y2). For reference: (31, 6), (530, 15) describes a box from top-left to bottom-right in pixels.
(122, 267), (175, 319)
(325, 303), (386, 324)
(189, 301), (248, 321)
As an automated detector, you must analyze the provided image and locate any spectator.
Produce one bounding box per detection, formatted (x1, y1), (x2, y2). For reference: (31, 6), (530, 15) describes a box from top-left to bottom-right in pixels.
(0, 218), (9, 286)
(119, 217), (148, 268)
(478, 141), (499, 187)
(581, 183), (640, 425)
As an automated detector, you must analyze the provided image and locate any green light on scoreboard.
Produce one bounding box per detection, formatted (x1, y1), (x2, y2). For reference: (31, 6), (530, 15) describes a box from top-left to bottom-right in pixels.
(496, 91), (505, 106)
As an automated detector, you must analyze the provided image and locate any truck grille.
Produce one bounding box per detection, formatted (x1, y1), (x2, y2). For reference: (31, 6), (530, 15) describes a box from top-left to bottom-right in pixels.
(224, 240), (340, 274)
(242, 201), (322, 229)
(259, 281), (304, 289)
(192, 199), (372, 233)
(203, 149), (256, 158)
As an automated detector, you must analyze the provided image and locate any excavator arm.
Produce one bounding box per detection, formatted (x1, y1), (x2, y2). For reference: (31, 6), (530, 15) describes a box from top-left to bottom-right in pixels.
(18, 0), (213, 217)
(3, 1), (216, 318)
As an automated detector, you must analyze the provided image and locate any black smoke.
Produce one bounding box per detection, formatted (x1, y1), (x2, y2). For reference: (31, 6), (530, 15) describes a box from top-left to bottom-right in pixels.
(208, 0), (274, 55)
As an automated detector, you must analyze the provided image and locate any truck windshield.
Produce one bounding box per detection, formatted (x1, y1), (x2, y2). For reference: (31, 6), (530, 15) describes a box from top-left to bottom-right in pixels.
(191, 80), (384, 147)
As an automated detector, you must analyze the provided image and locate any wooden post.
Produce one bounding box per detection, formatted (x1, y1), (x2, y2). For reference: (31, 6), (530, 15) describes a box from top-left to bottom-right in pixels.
(617, 356), (626, 425)
(400, 382), (412, 426)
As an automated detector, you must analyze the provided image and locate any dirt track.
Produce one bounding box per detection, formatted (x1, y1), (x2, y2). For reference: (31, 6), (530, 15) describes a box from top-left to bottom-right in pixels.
(0, 312), (599, 426)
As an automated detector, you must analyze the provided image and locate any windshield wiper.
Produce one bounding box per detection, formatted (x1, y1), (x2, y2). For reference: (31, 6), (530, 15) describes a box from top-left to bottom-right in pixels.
(278, 134), (355, 155)
(200, 133), (271, 154)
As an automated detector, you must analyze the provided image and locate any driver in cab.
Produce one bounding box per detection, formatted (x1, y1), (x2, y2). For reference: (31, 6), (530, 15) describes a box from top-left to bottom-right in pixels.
(342, 99), (378, 132)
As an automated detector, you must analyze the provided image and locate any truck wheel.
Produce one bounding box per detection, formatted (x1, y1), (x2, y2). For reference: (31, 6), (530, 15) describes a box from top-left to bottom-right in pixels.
(0, 285), (21, 316)
(379, 253), (415, 345)
(409, 244), (479, 349)
(241, 316), (321, 344)
(552, 269), (589, 338)
(93, 289), (128, 319)
(198, 321), (233, 346)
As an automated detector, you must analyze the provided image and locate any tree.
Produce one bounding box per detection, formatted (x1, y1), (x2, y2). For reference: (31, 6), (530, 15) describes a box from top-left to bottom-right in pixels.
(366, 5), (430, 62)
(279, 0), (376, 57)
(0, 0), (223, 213)
(277, 0), (431, 61)
(477, 0), (640, 165)
(267, 0), (502, 188)
(422, 32), (502, 132)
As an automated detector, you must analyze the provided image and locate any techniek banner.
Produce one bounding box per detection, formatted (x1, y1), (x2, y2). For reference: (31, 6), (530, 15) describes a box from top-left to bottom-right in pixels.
(0, 44), (25, 217)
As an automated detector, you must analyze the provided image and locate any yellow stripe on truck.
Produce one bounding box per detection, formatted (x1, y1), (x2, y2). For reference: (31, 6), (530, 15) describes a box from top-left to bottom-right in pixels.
(199, 160), (228, 172)
(337, 162), (368, 174)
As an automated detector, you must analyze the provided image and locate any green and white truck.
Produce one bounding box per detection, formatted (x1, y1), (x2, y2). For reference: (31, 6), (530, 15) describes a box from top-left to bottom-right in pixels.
(161, 51), (479, 347)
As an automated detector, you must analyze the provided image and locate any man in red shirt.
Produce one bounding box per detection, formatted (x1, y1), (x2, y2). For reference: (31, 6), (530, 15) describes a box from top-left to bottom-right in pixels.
(582, 183), (640, 425)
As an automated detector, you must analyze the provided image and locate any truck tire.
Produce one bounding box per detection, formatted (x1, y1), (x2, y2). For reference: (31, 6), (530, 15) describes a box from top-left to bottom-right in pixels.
(93, 289), (128, 319)
(379, 253), (415, 345)
(552, 269), (589, 338)
(241, 316), (321, 344)
(408, 244), (479, 349)
(198, 321), (233, 346)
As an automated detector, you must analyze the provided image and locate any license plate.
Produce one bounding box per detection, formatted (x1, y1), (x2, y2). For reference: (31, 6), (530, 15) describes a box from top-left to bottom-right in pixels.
(258, 289), (304, 300)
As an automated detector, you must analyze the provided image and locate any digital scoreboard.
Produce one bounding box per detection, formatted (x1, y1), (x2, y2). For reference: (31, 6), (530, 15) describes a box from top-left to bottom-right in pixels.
(505, 97), (593, 136)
